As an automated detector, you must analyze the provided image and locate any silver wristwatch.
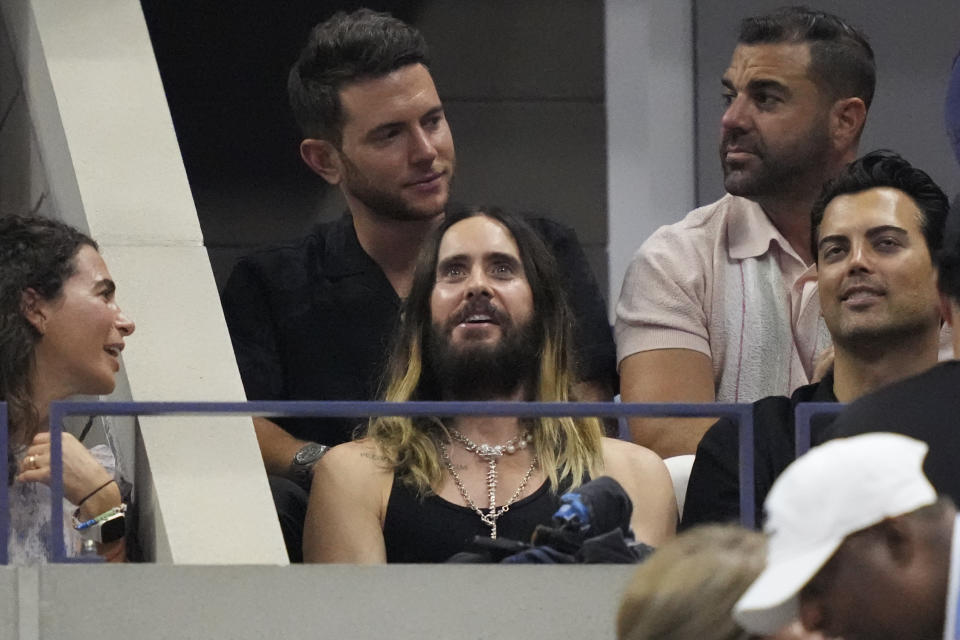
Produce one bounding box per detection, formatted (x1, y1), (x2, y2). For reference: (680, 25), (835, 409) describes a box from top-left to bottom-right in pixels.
(291, 442), (329, 491)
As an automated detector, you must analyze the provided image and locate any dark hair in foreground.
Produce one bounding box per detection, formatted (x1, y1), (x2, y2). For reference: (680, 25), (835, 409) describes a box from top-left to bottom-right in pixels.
(739, 6), (875, 110)
(288, 8), (429, 145)
(0, 215), (97, 443)
(367, 207), (604, 494)
(811, 150), (949, 262)
(938, 196), (960, 303)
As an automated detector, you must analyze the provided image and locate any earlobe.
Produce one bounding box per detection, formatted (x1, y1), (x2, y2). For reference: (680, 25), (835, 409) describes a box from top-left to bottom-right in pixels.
(20, 288), (46, 336)
(300, 139), (343, 185)
(941, 293), (958, 327)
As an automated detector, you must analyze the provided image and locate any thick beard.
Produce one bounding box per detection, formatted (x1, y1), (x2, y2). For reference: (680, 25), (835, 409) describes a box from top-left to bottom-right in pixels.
(425, 316), (542, 401)
(340, 151), (448, 222)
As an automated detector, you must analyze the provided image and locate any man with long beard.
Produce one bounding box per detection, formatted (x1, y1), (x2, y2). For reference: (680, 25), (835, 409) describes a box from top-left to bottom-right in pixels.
(616, 7), (875, 457)
(302, 208), (676, 563)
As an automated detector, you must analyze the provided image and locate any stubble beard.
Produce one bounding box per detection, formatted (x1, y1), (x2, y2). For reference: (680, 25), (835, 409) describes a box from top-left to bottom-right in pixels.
(831, 312), (939, 360)
(340, 151), (451, 222)
(720, 121), (832, 201)
(425, 315), (542, 401)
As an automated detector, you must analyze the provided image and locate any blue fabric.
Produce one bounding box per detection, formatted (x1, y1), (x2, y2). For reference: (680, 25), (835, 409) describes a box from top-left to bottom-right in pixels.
(946, 50), (960, 167)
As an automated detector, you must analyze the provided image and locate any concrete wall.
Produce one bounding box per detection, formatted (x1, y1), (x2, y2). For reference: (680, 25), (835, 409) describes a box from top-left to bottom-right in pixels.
(4, 564), (636, 640)
(423, 1), (609, 290)
(0, 0), (286, 564)
(0, 8), (52, 221)
(605, 1), (695, 318)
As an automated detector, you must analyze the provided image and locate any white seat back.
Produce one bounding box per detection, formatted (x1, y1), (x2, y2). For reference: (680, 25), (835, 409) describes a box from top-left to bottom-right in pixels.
(663, 454), (696, 519)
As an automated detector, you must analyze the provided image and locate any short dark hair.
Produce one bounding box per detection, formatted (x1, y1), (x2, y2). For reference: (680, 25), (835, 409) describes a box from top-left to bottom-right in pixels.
(738, 6), (875, 110)
(810, 150), (949, 263)
(937, 196), (960, 303)
(0, 215), (97, 443)
(288, 9), (429, 145)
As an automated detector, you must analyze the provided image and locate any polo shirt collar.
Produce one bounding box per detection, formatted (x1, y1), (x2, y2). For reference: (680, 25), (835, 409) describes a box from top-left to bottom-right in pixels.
(727, 196), (804, 265)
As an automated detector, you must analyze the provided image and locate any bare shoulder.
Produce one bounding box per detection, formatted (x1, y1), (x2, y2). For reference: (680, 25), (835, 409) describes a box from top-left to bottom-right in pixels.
(314, 439), (394, 487)
(599, 437), (677, 544)
(309, 439), (395, 534)
(305, 438), (394, 563)
(325, 439), (391, 465)
(600, 437), (668, 477)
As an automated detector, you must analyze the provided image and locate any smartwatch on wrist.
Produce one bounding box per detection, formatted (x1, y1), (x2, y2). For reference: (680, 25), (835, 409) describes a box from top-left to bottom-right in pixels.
(291, 442), (329, 491)
(74, 504), (126, 544)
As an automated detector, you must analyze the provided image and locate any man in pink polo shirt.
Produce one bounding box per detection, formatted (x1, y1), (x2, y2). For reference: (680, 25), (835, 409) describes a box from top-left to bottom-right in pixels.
(615, 7), (874, 457)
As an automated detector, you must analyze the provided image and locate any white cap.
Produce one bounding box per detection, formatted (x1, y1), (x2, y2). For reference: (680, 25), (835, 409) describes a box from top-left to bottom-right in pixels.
(733, 432), (936, 634)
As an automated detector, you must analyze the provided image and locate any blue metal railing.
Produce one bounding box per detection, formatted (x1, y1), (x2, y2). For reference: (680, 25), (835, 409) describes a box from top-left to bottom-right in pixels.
(0, 398), (843, 563)
(793, 402), (847, 458)
(794, 402), (844, 456)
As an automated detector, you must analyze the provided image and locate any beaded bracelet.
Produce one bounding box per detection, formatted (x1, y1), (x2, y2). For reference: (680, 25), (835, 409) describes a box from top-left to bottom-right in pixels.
(76, 478), (116, 509)
(73, 504), (127, 531)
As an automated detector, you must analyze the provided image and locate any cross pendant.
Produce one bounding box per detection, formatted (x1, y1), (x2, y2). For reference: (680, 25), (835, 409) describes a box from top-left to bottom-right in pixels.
(481, 513), (498, 539)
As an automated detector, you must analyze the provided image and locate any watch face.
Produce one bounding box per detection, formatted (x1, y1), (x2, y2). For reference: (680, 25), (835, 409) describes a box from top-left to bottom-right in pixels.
(294, 443), (328, 466)
(100, 515), (126, 544)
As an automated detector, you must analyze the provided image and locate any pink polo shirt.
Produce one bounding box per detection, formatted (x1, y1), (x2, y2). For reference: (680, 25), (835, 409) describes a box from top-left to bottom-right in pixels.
(615, 194), (831, 403)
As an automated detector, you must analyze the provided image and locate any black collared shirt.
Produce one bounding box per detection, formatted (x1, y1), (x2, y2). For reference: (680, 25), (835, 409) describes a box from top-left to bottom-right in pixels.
(221, 213), (617, 446)
(681, 372), (839, 530)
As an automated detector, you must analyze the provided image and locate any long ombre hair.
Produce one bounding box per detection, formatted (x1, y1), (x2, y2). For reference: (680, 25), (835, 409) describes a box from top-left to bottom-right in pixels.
(0, 215), (97, 447)
(365, 207), (604, 495)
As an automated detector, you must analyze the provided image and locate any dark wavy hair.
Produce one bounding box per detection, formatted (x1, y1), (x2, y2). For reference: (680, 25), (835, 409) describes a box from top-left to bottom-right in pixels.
(739, 6), (875, 111)
(288, 8), (429, 146)
(810, 150), (949, 262)
(0, 215), (96, 444)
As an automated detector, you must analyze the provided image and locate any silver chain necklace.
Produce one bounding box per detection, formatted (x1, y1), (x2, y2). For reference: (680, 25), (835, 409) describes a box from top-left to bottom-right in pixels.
(440, 429), (537, 539)
(448, 428), (532, 457)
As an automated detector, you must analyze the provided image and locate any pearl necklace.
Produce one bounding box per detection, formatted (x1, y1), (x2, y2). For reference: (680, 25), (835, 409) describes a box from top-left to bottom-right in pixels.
(440, 429), (537, 539)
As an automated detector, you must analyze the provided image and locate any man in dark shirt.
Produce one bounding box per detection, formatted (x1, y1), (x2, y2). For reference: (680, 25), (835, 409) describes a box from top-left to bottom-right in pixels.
(221, 9), (616, 559)
(824, 197), (960, 505)
(682, 151), (949, 528)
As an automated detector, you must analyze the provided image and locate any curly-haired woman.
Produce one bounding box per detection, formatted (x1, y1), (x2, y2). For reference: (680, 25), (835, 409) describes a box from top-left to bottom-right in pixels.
(1, 215), (134, 563)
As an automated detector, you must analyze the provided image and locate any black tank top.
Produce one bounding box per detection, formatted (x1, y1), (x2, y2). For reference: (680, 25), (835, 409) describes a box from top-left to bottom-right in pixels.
(383, 475), (577, 563)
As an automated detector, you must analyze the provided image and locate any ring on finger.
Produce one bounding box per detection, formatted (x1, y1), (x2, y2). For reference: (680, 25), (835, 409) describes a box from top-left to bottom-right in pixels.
(27, 455), (36, 470)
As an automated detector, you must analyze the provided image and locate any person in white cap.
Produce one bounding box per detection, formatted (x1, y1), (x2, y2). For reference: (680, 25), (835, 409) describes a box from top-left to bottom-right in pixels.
(734, 432), (957, 640)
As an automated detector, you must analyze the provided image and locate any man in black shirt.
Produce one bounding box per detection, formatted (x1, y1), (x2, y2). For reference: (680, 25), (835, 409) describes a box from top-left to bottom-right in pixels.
(682, 151), (949, 528)
(221, 9), (616, 559)
(823, 196), (960, 504)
